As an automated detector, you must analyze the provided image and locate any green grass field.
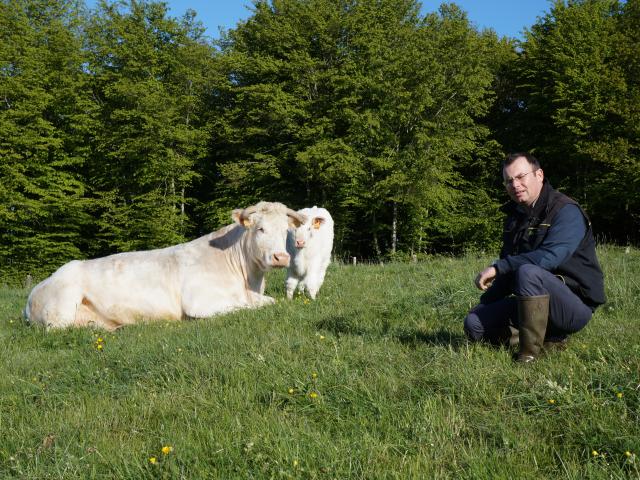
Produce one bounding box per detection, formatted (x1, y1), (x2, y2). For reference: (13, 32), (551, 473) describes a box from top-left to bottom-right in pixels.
(1, 246), (639, 479)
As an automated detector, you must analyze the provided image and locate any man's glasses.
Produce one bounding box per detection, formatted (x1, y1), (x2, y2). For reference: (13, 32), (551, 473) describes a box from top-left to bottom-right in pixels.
(503, 169), (538, 187)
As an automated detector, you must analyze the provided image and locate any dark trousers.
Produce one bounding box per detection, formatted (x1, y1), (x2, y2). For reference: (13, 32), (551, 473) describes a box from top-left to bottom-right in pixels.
(464, 264), (593, 342)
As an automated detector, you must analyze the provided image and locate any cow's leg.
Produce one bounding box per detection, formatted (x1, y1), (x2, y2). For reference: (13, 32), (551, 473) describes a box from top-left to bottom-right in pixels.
(285, 275), (300, 299)
(74, 297), (122, 331)
(302, 272), (319, 300)
(305, 263), (329, 300)
(307, 286), (318, 300)
(180, 281), (237, 318)
(247, 291), (276, 306)
(183, 291), (254, 318)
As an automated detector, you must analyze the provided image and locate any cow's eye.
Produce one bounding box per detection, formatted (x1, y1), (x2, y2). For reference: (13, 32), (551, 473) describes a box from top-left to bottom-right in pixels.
(257, 227), (265, 233)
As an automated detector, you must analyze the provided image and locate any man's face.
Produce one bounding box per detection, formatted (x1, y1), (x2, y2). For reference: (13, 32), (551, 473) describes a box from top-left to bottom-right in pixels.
(503, 156), (544, 207)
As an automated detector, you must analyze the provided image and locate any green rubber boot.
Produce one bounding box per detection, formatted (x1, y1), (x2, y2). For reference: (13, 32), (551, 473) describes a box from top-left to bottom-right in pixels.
(488, 325), (519, 348)
(516, 294), (550, 363)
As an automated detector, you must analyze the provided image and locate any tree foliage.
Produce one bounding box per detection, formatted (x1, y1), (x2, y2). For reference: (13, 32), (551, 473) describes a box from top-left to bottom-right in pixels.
(1, 0), (639, 281)
(84, 0), (213, 254)
(0, 0), (93, 278)
(493, 0), (640, 241)
(206, 0), (506, 257)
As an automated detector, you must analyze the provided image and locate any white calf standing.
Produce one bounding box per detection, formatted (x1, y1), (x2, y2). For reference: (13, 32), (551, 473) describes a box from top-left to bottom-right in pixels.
(285, 206), (334, 300)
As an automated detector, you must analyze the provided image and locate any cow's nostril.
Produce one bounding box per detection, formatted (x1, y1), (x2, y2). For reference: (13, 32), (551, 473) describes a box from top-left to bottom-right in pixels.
(273, 252), (290, 266)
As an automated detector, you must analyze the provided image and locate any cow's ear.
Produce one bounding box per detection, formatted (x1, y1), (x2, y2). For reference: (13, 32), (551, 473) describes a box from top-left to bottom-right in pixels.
(232, 209), (253, 227)
(231, 209), (243, 225)
(287, 212), (307, 229)
(312, 216), (325, 229)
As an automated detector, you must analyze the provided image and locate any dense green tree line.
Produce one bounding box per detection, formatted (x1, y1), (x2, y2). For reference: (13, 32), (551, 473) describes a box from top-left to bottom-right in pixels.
(1, 0), (638, 281)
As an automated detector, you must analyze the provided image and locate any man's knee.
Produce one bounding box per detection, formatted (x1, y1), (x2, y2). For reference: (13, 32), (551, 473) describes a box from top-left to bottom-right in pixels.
(463, 311), (483, 341)
(514, 264), (547, 296)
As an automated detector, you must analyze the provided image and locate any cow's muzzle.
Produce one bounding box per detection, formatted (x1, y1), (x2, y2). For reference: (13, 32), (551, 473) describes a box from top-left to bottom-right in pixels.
(271, 252), (290, 267)
(295, 239), (305, 248)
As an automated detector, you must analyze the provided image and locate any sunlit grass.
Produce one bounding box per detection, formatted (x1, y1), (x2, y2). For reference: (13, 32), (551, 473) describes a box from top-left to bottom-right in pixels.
(0, 245), (638, 478)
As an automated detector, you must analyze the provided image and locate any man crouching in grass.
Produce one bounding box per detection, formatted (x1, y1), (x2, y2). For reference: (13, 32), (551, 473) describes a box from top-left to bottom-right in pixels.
(463, 152), (606, 363)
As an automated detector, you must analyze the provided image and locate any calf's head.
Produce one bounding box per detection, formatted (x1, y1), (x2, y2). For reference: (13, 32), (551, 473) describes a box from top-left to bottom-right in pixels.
(291, 207), (331, 249)
(233, 202), (306, 270)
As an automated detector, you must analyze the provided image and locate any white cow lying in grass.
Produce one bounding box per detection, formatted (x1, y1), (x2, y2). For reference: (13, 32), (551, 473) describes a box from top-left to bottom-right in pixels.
(24, 202), (307, 330)
(285, 206), (334, 300)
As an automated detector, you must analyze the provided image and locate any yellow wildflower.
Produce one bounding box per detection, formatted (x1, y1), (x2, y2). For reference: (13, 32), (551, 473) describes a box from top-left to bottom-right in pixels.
(311, 372), (318, 379)
(616, 392), (623, 398)
(548, 399), (555, 404)
(319, 335), (325, 340)
(288, 388), (294, 394)
(625, 451), (633, 457)
(161, 446), (173, 455)
(592, 450), (599, 457)
(149, 457), (157, 464)
(309, 392), (318, 399)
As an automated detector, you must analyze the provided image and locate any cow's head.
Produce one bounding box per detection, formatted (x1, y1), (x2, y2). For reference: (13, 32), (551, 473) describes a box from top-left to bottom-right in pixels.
(291, 207), (332, 249)
(232, 202), (307, 270)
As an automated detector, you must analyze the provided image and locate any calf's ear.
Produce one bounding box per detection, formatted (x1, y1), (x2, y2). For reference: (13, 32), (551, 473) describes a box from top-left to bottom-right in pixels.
(312, 217), (326, 229)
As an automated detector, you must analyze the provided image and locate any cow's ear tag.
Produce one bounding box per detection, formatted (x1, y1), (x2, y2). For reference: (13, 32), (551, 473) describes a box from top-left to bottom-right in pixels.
(313, 217), (324, 229)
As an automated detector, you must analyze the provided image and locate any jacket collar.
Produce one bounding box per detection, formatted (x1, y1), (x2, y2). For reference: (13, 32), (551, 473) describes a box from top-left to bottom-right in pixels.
(500, 180), (553, 218)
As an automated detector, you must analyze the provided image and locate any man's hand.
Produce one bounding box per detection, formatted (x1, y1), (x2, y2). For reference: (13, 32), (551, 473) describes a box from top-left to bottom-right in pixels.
(475, 266), (497, 291)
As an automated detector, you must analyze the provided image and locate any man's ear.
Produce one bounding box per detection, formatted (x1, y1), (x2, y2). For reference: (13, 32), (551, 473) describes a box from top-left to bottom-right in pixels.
(312, 217), (325, 229)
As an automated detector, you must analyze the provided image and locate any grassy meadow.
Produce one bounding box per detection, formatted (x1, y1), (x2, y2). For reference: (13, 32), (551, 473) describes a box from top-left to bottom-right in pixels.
(1, 245), (639, 479)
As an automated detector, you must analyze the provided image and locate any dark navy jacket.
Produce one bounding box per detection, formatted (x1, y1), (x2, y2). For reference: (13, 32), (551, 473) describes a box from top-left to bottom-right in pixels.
(486, 181), (605, 309)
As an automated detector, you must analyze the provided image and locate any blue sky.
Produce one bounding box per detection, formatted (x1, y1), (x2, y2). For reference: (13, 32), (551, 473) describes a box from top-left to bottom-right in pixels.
(141, 0), (553, 41)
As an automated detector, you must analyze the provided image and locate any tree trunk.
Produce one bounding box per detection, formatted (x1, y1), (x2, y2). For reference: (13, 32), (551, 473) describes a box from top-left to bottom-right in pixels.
(373, 234), (382, 258)
(391, 201), (397, 254)
(181, 187), (185, 220)
(372, 212), (382, 258)
(170, 178), (176, 211)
